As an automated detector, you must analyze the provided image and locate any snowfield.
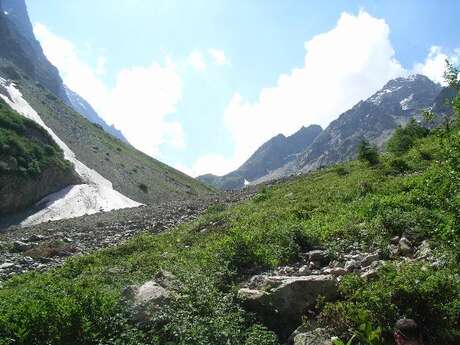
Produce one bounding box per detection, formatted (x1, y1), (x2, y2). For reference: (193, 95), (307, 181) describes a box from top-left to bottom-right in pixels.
(0, 78), (141, 226)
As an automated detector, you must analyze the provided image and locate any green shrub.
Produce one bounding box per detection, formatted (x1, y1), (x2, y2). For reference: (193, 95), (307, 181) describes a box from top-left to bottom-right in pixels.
(387, 119), (429, 155)
(386, 158), (411, 175)
(321, 264), (460, 344)
(138, 183), (149, 193)
(244, 325), (279, 345)
(358, 139), (379, 166)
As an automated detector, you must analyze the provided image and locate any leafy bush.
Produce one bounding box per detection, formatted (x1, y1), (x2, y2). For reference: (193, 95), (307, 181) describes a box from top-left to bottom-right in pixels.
(138, 183), (149, 193)
(244, 325), (279, 345)
(321, 264), (460, 344)
(0, 99), (71, 179)
(387, 119), (429, 155)
(386, 158), (411, 175)
(358, 139), (379, 166)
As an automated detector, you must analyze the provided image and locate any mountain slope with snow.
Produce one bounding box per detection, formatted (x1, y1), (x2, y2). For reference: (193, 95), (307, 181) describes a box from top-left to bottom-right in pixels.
(0, 78), (141, 226)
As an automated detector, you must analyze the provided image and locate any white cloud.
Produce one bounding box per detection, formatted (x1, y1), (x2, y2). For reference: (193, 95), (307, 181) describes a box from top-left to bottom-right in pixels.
(188, 11), (407, 176)
(34, 23), (184, 156)
(209, 48), (229, 66)
(95, 56), (107, 76)
(187, 51), (206, 71)
(413, 46), (460, 85)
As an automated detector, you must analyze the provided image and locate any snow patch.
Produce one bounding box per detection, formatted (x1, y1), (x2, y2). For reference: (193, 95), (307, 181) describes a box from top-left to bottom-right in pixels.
(400, 94), (414, 111)
(0, 78), (141, 226)
(368, 85), (402, 105)
(244, 179), (250, 186)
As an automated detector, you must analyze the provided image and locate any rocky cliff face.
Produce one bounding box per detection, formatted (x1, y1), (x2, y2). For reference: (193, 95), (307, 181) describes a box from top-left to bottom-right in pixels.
(0, 0), (69, 103)
(296, 75), (442, 172)
(198, 125), (322, 190)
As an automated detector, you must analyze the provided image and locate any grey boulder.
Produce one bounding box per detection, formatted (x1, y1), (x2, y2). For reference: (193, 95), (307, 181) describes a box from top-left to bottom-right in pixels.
(238, 275), (338, 340)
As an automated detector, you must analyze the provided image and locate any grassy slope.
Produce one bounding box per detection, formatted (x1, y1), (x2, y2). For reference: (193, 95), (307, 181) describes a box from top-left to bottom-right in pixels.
(0, 98), (71, 177)
(0, 65), (214, 204)
(1, 113), (460, 343)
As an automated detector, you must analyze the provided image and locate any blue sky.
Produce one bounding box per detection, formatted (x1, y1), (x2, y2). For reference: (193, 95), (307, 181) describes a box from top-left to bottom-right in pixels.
(26, 0), (460, 177)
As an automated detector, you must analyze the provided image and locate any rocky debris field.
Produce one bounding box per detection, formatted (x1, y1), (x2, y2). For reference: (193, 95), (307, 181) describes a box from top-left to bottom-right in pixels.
(0, 188), (256, 284)
(236, 237), (442, 344)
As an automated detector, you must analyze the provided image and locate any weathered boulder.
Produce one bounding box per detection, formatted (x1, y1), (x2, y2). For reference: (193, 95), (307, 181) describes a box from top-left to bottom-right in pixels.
(13, 240), (35, 252)
(238, 275), (338, 339)
(306, 250), (330, 266)
(122, 279), (171, 324)
(361, 252), (380, 267)
(293, 328), (332, 345)
(344, 259), (359, 272)
(398, 237), (413, 257)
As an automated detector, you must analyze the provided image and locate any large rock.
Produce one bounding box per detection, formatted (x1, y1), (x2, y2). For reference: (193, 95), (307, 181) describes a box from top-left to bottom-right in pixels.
(238, 275), (338, 340)
(294, 328), (332, 345)
(122, 279), (171, 324)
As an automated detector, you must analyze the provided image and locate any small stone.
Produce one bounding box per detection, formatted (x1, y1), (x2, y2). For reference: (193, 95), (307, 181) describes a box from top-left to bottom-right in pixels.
(0, 262), (14, 270)
(361, 268), (379, 280)
(307, 250), (329, 265)
(415, 240), (432, 260)
(26, 234), (48, 242)
(389, 244), (399, 258)
(398, 237), (413, 257)
(344, 259), (359, 272)
(361, 253), (380, 267)
(13, 241), (35, 252)
(390, 236), (400, 245)
(329, 267), (348, 277)
(298, 265), (311, 276)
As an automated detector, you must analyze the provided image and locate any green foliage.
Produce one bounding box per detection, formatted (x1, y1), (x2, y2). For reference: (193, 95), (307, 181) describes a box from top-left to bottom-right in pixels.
(138, 183), (149, 193)
(386, 158), (411, 175)
(387, 118), (429, 155)
(0, 99), (70, 179)
(244, 325), (279, 345)
(2, 87), (460, 344)
(358, 139), (379, 166)
(322, 264), (460, 344)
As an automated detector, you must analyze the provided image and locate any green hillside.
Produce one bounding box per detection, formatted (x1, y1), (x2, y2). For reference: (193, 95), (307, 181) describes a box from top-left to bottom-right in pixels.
(1, 79), (460, 344)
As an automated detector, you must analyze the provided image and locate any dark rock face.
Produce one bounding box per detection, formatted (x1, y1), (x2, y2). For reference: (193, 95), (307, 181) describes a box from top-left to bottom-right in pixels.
(198, 125), (322, 190)
(296, 75), (442, 172)
(0, 165), (81, 215)
(1, 1), (129, 144)
(0, 0), (69, 103)
(64, 86), (129, 143)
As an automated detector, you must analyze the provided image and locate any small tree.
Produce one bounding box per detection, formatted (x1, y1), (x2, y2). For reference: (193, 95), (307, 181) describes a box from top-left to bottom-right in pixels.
(358, 139), (379, 166)
(422, 110), (436, 127)
(387, 118), (429, 155)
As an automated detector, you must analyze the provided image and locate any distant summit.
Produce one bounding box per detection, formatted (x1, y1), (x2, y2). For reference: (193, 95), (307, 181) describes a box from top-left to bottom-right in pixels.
(199, 75), (449, 190)
(198, 124), (323, 190)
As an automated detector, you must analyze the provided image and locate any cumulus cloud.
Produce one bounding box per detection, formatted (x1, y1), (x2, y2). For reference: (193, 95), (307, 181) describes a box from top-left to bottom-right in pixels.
(413, 46), (460, 85)
(209, 48), (229, 66)
(34, 23), (184, 156)
(187, 51), (206, 71)
(188, 11), (407, 177)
